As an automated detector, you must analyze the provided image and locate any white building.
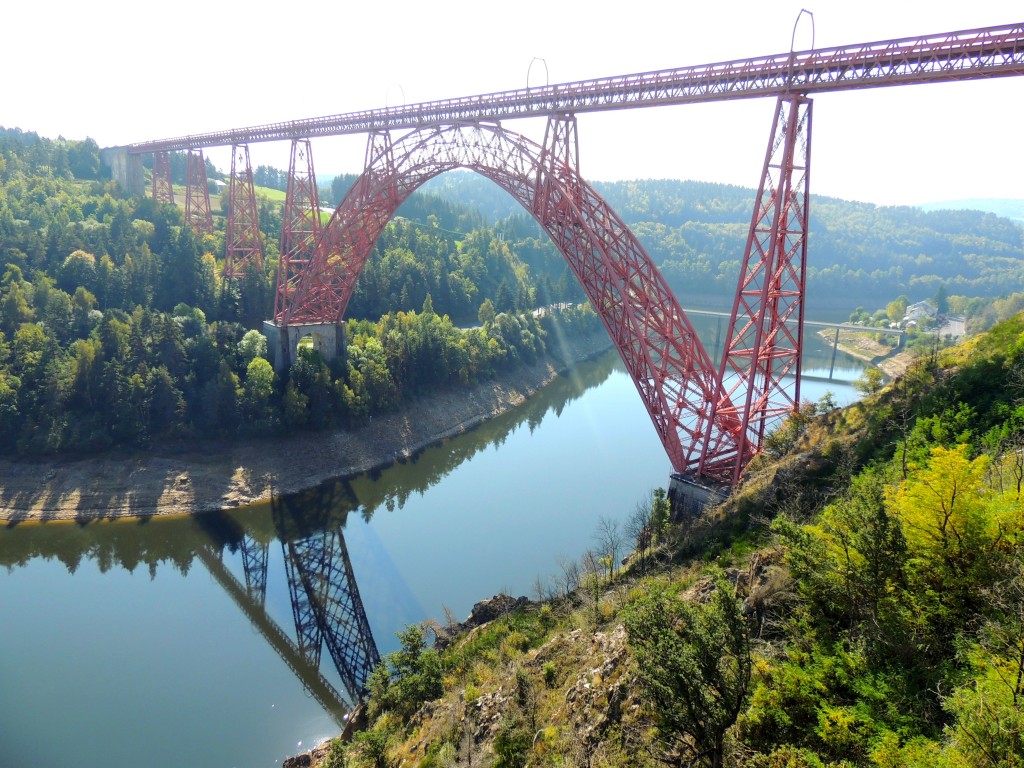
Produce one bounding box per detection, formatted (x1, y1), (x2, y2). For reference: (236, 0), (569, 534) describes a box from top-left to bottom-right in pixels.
(904, 300), (937, 323)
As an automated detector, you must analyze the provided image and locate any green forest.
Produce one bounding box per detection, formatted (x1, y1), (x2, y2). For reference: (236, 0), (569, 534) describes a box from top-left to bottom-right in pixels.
(0, 127), (595, 456)
(422, 173), (1024, 315)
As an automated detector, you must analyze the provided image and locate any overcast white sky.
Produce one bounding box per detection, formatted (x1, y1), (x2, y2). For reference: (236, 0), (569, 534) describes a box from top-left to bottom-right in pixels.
(4, 0), (1022, 206)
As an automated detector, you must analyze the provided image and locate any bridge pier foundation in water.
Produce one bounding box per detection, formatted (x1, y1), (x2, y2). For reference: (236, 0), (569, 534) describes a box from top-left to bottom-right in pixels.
(262, 320), (346, 371)
(668, 473), (729, 521)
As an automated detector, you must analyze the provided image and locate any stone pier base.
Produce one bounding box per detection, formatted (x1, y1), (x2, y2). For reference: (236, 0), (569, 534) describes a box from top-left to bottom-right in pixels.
(263, 321), (346, 371)
(668, 473), (729, 522)
(100, 147), (144, 197)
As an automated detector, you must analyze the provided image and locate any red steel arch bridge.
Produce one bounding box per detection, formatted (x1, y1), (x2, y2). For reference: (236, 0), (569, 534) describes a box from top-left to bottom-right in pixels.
(118, 22), (1024, 485)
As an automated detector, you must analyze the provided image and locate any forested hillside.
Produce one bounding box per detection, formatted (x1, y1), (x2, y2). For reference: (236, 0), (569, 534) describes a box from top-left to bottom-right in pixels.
(318, 311), (1024, 768)
(921, 198), (1024, 226)
(3, 127), (1022, 458)
(0, 128), (594, 456)
(420, 172), (1024, 315)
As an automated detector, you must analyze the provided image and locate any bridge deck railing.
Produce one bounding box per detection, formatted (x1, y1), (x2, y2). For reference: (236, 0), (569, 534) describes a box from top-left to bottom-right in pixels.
(128, 22), (1024, 154)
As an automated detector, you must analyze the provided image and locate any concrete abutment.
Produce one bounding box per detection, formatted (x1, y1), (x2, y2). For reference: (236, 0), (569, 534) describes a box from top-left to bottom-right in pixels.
(99, 148), (144, 197)
(668, 473), (729, 522)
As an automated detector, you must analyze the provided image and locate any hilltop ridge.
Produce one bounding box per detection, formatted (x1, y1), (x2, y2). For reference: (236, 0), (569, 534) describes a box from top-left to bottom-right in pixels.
(918, 197), (1024, 226)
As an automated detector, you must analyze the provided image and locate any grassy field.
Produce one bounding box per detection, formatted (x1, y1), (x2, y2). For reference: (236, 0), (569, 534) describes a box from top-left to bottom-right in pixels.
(149, 176), (327, 220)
(253, 185), (286, 202)
(157, 182), (283, 213)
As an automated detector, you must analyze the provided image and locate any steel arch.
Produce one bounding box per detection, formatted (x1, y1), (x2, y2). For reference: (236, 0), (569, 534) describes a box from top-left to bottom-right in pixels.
(282, 121), (742, 476)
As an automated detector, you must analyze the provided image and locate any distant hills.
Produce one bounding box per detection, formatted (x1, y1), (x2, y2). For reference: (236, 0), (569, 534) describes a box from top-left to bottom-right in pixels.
(918, 198), (1024, 226)
(310, 168), (1024, 316)
(384, 173), (1024, 316)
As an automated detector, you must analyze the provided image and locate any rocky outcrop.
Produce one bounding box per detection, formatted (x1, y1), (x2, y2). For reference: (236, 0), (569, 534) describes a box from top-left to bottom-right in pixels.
(419, 624), (639, 765)
(466, 593), (531, 629)
(561, 625), (635, 749)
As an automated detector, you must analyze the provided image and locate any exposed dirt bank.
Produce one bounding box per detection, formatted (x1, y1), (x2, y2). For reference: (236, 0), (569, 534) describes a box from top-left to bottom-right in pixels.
(0, 332), (612, 525)
(817, 328), (916, 379)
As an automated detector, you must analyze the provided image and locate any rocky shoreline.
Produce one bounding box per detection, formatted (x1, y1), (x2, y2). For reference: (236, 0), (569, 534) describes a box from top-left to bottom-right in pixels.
(0, 331), (613, 525)
(816, 328), (915, 378)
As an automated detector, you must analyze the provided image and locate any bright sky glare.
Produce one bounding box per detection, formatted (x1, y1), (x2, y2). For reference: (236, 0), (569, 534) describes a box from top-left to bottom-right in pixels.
(5, 0), (1023, 206)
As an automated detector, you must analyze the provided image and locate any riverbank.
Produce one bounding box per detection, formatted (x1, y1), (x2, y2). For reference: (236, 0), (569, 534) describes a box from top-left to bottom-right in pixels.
(816, 328), (916, 378)
(0, 331), (613, 524)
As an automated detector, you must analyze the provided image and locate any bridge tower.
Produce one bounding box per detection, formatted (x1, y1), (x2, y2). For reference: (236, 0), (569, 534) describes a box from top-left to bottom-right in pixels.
(224, 143), (265, 279)
(275, 139), (322, 319)
(152, 151), (175, 205)
(184, 149), (214, 236)
(700, 94), (812, 483)
(533, 112), (582, 216)
(284, 537), (326, 668)
(265, 138), (337, 371)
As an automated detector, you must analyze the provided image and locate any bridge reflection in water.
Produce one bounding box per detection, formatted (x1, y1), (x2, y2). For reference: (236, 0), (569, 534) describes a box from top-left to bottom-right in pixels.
(187, 349), (626, 715)
(193, 487), (381, 726)
(0, 348), (625, 736)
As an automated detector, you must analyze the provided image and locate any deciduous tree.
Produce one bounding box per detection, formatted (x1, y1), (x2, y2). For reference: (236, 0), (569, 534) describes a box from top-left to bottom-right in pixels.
(623, 579), (751, 768)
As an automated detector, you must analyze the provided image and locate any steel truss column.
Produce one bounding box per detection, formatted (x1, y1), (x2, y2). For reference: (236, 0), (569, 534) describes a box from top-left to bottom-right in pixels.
(365, 130), (397, 182)
(184, 149), (214, 235)
(152, 151), (175, 205)
(701, 94), (812, 483)
(534, 113), (581, 218)
(239, 535), (269, 605)
(224, 143), (265, 279)
(275, 139), (321, 320)
(284, 530), (381, 698)
(358, 130), (400, 251)
(277, 130), (396, 323)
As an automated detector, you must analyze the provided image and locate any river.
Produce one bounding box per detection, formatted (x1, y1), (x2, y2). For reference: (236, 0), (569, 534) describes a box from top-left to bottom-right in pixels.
(0, 325), (863, 768)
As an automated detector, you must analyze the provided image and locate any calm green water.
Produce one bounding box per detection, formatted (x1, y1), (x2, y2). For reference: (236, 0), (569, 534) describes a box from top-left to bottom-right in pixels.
(0, 330), (862, 768)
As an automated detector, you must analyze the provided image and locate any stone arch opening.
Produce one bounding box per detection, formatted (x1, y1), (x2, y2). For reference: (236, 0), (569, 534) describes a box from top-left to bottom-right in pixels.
(263, 321), (345, 372)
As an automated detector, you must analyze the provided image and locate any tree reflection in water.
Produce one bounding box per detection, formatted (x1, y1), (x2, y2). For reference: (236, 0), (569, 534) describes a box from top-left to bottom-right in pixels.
(0, 349), (623, 727)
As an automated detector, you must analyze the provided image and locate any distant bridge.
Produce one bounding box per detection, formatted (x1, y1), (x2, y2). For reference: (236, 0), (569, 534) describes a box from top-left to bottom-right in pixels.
(111, 22), (1024, 484)
(684, 309), (906, 336)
